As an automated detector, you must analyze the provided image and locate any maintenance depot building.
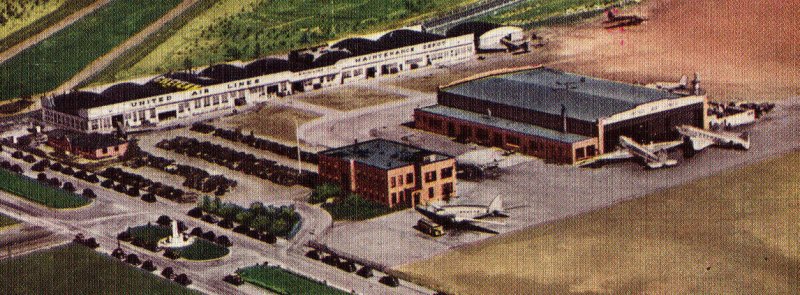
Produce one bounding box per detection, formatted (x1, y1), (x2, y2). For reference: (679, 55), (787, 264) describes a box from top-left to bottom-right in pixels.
(415, 66), (708, 164)
(318, 139), (456, 208)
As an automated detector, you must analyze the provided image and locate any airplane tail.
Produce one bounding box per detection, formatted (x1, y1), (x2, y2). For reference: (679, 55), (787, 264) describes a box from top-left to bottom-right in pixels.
(740, 132), (751, 150)
(488, 196), (503, 214)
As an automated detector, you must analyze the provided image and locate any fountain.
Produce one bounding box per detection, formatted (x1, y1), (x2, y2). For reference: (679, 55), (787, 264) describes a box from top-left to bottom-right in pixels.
(157, 219), (196, 249)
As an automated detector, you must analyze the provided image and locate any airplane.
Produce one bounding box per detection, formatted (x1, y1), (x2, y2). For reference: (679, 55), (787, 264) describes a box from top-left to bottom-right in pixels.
(415, 196), (515, 234)
(675, 125), (750, 152)
(603, 9), (646, 29)
(579, 136), (683, 169)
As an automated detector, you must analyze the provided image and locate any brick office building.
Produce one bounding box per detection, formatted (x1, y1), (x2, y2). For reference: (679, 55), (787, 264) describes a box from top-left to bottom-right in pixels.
(318, 139), (456, 207)
(415, 66), (708, 164)
(47, 130), (129, 159)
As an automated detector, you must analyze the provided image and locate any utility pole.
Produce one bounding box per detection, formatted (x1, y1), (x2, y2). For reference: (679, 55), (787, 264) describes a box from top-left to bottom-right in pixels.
(294, 119), (302, 175)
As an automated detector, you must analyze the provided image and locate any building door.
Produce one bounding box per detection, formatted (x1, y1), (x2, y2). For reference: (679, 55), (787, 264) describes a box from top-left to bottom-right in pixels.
(366, 67), (377, 78)
(413, 192), (421, 206)
(493, 133), (503, 147)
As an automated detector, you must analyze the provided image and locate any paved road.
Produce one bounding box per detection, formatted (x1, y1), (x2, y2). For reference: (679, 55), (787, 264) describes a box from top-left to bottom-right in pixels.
(0, 144), (434, 294)
(0, 0), (111, 64)
(55, 0), (199, 93)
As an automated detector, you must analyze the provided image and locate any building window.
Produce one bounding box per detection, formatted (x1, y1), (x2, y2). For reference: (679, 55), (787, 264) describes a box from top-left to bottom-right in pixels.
(398, 176), (403, 185)
(587, 145), (596, 156)
(102, 147), (108, 153)
(406, 173), (413, 184)
(507, 135), (520, 146)
(392, 193), (397, 204)
(391, 177), (396, 188)
(441, 167), (453, 179)
(428, 187), (434, 199)
(576, 147), (586, 159)
(424, 171), (437, 183)
(442, 182), (453, 196)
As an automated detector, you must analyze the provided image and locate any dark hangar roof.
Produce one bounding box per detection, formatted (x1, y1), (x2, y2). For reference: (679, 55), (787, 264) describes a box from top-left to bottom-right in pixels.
(245, 58), (289, 76)
(50, 91), (114, 116)
(441, 67), (683, 122)
(320, 139), (451, 170)
(376, 29), (444, 49)
(330, 38), (384, 56)
(101, 82), (171, 102)
(445, 21), (501, 38)
(199, 64), (249, 82)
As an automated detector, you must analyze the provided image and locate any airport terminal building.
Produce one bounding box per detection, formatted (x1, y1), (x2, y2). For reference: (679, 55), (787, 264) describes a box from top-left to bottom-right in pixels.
(414, 66), (708, 164)
(318, 139), (456, 208)
(41, 27), (475, 133)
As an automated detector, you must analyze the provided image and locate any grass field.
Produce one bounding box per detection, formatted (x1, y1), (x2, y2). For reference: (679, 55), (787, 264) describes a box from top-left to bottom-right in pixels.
(0, 0), (95, 52)
(0, 212), (19, 228)
(0, 168), (90, 209)
(0, 243), (199, 295)
(0, 0), (181, 101)
(217, 105), (320, 143)
(115, 0), (480, 80)
(83, 0), (219, 86)
(398, 151), (800, 294)
(480, 0), (621, 27)
(238, 265), (348, 295)
(299, 87), (405, 111)
(0, 0), (64, 41)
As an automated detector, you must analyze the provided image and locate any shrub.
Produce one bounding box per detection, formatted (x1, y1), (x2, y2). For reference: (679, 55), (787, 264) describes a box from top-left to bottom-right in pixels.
(50, 162), (63, 171)
(310, 183), (342, 203)
(202, 231), (216, 241)
(125, 254), (141, 265)
(37, 173), (47, 181)
(117, 230), (132, 241)
(101, 179), (114, 188)
(216, 235), (232, 247)
(174, 274), (192, 286)
(141, 260), (157, 272)
(161, 267), (174, 278)
(190, 227), (203, 236)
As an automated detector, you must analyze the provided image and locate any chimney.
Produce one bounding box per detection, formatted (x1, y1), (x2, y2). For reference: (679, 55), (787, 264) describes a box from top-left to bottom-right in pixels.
(561, 104), (568, 133)
(691, 72), (701, 95)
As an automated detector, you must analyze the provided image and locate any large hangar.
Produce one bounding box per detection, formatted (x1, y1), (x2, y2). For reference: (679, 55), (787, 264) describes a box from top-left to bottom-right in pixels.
(42, 26), (475, 133)
(414, 66), (708, 164)
(446, 21), (526, 51)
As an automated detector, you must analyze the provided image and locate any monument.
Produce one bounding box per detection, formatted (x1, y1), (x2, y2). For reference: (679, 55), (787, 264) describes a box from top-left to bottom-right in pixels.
(157, 219), (195, 249)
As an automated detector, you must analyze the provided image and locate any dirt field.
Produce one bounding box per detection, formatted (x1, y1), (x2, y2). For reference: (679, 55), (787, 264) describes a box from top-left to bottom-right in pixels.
(298, 86), (405, 111)
(394, 0), (800, 101)
(398, 150), (800, 294)
(215, 105), (320, 143)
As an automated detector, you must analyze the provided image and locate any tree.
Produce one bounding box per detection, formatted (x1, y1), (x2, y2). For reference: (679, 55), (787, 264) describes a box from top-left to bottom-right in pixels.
(250, 216), (271, 233)
(37, 173), (47, 181)
(212, 197), (222, 214)
(216, 235), (232, 247)
(235, 211), (254, 226)
(183, 56), (193, 73)
(141, 193), (156, 203)
(202, 231), (216, 241)
(252, 42), (262, 59)
(218, 204), (242, 220)
(270, 219), (289, 236)
(141, 260), (157, 272)
(188, 207), (203, 218)
(200, 195), (213, 212)
(190, 227), (203, 236)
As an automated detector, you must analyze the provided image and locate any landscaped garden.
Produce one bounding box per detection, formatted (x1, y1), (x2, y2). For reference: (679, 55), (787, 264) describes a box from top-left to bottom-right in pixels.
(192, 197), (301, 239)
(237, 264), (348, 295)
(311, 183), (402, 221)
(0, 167), (90, 208)
(123, 222), (230, 261)
(0, 0), (182, 101)
(0, 243), (198, 294)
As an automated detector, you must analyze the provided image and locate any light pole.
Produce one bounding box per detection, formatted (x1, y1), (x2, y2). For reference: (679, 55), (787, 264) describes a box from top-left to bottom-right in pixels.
(294, 118), (302, 175)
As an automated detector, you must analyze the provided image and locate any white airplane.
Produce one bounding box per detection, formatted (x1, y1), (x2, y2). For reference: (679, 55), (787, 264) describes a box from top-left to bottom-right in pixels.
(675, 125), (750, 151)
(580, 136), (683, 169)
(415, 196), (515, 234)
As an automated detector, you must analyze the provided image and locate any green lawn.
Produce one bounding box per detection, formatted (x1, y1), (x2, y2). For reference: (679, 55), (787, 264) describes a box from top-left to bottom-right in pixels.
(177, 239), (229, 261)
(0, 212), (19, 228)
(0, 243), (199, 295)
(0, 0), (181, 101)
(0, 168), (90, 209)
(323, 194), (403, 221)
(129, 224), (171, 244)
(116, 0), (481, 80)
(480, 0), (625, 27)
(238, 265), (348, 295)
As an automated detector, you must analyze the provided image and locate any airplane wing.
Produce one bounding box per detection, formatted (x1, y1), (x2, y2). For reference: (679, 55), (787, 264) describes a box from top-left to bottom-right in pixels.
(577, 149), (632, 166)
(689, 137), (715, 151)
(455, 217), (507, 226)
(644, 140), (684, 152)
